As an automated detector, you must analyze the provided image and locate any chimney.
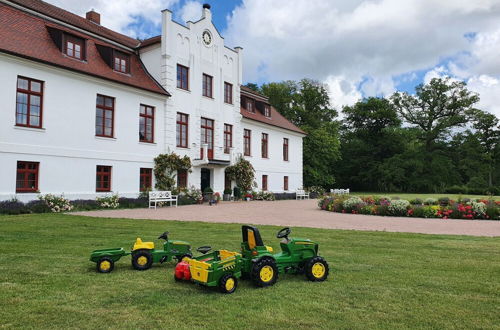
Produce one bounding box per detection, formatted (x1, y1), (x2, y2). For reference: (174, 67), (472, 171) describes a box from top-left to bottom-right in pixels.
(86, 9), (100, 25)
(202, 3), (212, 20)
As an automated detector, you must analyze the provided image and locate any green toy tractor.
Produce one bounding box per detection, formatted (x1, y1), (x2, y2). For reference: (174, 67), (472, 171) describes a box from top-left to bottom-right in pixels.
(90, 231), (191, 273)
(175, 225), (329, 293)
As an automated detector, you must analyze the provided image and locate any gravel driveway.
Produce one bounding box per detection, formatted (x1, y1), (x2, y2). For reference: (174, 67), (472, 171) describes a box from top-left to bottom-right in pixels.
(73, 199), (500, 237)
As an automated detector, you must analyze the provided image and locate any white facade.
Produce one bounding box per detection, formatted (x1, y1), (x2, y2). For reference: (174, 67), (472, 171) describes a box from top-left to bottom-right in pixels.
(0, 3), (303, 201)
(0, 53), (166, 202)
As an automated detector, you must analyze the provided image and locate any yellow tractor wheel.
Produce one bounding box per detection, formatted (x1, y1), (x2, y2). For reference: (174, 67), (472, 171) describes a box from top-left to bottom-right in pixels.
(219, 274), (238, 294)
(131, 250), (153, 271)
(251, 258), (278, 287)
(96, 257), (114, 273)
(305, 256), (329, 282)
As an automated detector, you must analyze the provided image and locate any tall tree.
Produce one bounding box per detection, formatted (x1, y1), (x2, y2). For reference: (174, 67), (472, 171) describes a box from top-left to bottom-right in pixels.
(471, 110), (500, 187)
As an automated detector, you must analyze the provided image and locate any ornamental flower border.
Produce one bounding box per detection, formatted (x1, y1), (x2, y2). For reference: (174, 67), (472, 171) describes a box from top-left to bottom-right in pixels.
(318, 195), (500, 220)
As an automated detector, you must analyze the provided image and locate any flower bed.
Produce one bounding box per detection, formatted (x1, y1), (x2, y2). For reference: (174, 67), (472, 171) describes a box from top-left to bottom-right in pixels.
(318, 195), (500, 220)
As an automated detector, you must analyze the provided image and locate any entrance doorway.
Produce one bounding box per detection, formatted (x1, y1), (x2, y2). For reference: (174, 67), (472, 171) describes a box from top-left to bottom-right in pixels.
(201, 168), (211, 192)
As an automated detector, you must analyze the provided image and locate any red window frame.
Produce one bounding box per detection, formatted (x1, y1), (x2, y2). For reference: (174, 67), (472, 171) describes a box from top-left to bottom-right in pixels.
(139, 104), (154, 143)
(224, 124), (233, 154)
(264, 105), (271, 117)
(139, 168), (152, 191)
(224, 82), (233, 104)
(244, 129), (251, 156)
(16, 76), (43, 128)
(284, 176), (289, 191)
(177, 169), (188, 188)
(261, 133), (269, 158)
(176, 112), (189, 148)
(64, 34), (85, 60)
(202, 73), (213, 98)
(16, 161), (39, 193)
(283, 138), (289, 161)
(113, 50), (129, 73)
(201, 117), (214, 159)
(262, 175), (268, 191)
(246, 99), (255, 113)
(96, 165), (112, 192)
(177, 64), (189, 90)
(95, 94), (114, 138)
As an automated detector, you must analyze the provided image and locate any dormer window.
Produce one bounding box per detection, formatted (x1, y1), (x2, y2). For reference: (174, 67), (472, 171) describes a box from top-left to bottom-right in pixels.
(64, 34), (85, 60)
(113, 51), (129, 73)
(246, 99), (255, 113)
(264, 105), (271, 117)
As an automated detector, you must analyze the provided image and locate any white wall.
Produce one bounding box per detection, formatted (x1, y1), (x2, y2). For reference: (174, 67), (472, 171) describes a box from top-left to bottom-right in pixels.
(0, 53), (166, 201)
(241, 119), (304, 193)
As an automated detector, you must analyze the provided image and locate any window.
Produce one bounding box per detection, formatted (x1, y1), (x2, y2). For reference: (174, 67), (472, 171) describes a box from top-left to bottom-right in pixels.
(264, 105), (271, 117)
(284, 176), (289, 191)
(261, 133), (268, 158)
(224, 82), (233, 104)
(201, 118), (214, 159)
(283, 138), (289, 161)
(140, 168), (152, 191)
(177, 64), (189, 90)
(244, 129), (251, 156)
(16, 76), (43, 128)
(246, 98), (255, 113)
(224, 124), (232, 154)
(64, 34), (85, 60)
(202, 73), (213, 98)
(139, 105), (154, 143)
(95, 94), (114, 138)
(176, 112), (189, 148)
(262, 175), (268, 191)
(113, 51), (129, 73)
(177, 169), (188, 188)
(96, 165), (112, 192)
(16, 161), (39, 193)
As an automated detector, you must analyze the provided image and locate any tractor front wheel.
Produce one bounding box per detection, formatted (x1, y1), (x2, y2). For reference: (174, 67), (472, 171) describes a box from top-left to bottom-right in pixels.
(131, 249), (153, 271)
(305, 256), (329, 282)
(97, 257), (114, 273)
(251, 258), (278, 287)
(219, 274), (238, 294)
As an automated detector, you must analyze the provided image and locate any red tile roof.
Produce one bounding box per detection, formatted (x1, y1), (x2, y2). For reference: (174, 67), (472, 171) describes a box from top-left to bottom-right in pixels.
(139, 35), (161, 49)
(7, 0), (140, 48)
(240, 86), (305, 135)
(0, 2), (168, 95)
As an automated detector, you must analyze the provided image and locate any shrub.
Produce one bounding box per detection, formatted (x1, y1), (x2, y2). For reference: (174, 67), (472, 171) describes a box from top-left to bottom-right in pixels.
(438, 197), (450, 206)
(307, 186), (325, 196)
(410, 198), (423, 205)
(422, 206), (438, 218)
(96, 194), (120, 208)
(223, 188), (232, 195)
(203, 187), (213, 194)
(388, 199), (410, 216)
(233, 187), (242, 199)
(361, 196), (375, 205)
(39, 194), (73, 213)
(343, 196), (364, 212)
(374, 196), (391, 205)
(472, 202), (487, 218)
(0, 199), (27, 215)
(25, 200), (51, 213)
(411, 206), (425, 218)
(445, 185), (468, 194)
(424, 198), (438, 205)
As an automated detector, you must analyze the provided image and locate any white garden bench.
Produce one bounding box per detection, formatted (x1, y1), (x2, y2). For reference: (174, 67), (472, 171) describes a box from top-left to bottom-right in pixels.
(149, 191), (178, 209)
(330, 188), (350, 195)
(296, 189), (310, 200)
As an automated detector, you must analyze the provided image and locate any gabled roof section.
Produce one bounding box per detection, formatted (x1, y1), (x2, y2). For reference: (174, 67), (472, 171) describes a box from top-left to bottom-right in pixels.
(240, 86), (306, 135)
(7, 0), (140, 48)
(139, 35), (161, 49)
(0, 1), (169, 96)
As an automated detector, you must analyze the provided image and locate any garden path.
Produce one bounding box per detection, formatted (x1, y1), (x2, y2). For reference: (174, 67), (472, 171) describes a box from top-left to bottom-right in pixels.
(73, 200), (500, 237)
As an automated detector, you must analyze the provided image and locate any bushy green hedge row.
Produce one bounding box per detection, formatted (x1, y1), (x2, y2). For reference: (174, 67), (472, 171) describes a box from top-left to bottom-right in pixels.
(318, 195), (500, 220)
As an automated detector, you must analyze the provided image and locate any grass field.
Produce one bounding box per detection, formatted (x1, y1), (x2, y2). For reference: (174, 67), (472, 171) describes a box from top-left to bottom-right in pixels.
(355, 192), (500, 201)
(1, 214), (499, 329)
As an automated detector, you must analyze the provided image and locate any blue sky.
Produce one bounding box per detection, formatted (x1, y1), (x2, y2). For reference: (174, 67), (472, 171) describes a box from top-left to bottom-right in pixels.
(46, 0), (500, 115)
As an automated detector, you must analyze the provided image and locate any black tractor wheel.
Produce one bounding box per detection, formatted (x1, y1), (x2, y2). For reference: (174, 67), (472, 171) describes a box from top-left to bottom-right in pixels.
(176, 254), (192, 263)
(305, 256), (329, 282)
(131, 249), (153, 271)
(251, 258), (278, 287)
(218, 274), (238, 294)
(96, 257), (114, 273)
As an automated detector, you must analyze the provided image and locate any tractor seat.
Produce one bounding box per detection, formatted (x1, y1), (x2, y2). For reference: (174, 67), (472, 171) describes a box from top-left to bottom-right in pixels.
(133, 238), (154, 251)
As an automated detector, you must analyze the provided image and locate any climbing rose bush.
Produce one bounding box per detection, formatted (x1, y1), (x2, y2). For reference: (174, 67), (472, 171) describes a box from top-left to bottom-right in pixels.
(96, 194), (120, 208)
(38, 194), (73, 213)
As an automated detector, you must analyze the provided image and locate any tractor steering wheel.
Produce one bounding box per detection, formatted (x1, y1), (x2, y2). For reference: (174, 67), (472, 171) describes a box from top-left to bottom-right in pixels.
(197, 246), (212, 254)
(276, 227), (291, 240)
(158, 231), (169, 241)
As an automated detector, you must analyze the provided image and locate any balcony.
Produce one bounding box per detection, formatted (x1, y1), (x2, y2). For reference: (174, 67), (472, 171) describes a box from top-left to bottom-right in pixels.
(191, 143), (237, 166)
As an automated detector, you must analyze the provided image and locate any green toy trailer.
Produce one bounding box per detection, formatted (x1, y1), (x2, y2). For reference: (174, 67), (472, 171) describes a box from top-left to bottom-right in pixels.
(90, 231), (191, 273)
(175, 225), (329, 293)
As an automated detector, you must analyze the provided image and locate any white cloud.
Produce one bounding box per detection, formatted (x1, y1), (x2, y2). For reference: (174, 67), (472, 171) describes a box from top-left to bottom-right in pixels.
(467, 75), (500, 118)
(179, 0), (202, 23)
(324, 75), (362, 109)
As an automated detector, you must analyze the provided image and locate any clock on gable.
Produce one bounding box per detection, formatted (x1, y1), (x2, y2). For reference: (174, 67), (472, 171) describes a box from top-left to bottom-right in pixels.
(202, 30), (212, 46)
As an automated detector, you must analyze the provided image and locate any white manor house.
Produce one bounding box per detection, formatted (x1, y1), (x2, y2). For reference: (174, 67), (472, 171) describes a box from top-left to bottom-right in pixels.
(0, 0), (305, 201)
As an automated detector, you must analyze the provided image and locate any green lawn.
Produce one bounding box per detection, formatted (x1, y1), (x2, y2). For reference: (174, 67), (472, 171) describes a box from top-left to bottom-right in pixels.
(1, 214), (499, 329)
(355, 192), (500, 201)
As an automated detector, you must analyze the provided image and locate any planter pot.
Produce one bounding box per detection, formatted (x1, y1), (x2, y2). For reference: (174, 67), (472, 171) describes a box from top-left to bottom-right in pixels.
(223, 194), (231, 201)
(246, 197), (251, 201)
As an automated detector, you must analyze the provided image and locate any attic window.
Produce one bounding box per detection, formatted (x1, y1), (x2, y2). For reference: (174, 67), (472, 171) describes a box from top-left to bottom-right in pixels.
(64, 34), (85, 60)
(113, 51), (129, 73)
(246, 99), (255, 113)
(264, 105), (271, 117)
